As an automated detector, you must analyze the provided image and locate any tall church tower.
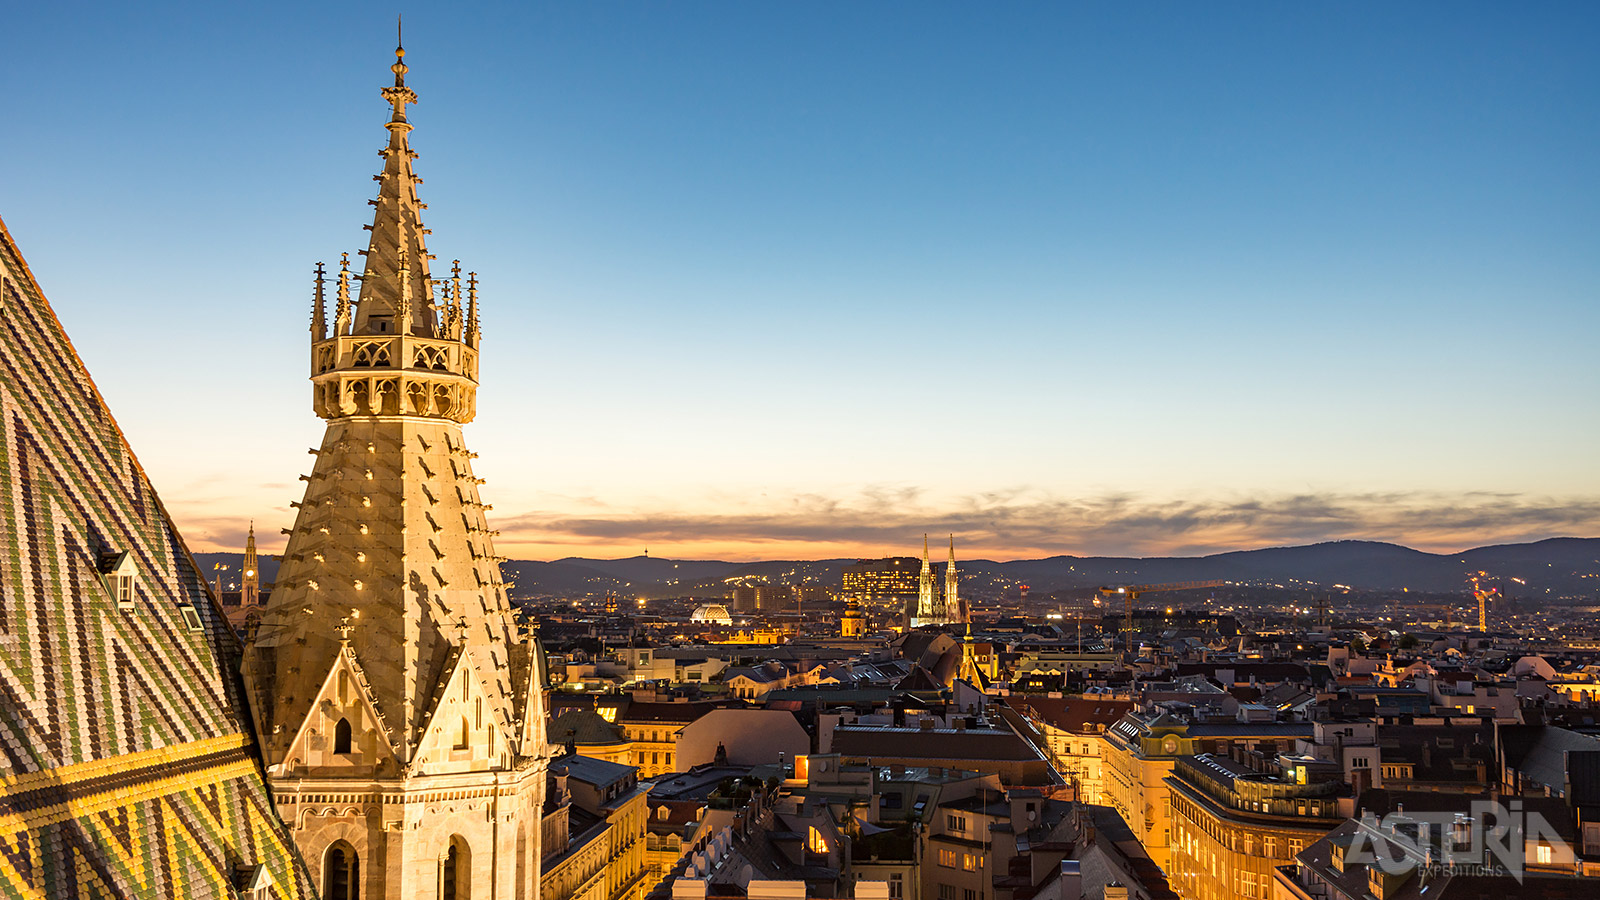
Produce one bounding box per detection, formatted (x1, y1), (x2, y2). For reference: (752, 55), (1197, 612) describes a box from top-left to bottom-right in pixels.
(945, 534), (961, 625)
(242, 522), (260, 607)
(912, 534), (945, 627)
(243, 35), (549, 900)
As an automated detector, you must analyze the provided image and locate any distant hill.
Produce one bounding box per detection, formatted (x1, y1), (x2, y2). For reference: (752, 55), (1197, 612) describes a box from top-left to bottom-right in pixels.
(521, 538), (1600, 600)
(191, 537), (1600, 602)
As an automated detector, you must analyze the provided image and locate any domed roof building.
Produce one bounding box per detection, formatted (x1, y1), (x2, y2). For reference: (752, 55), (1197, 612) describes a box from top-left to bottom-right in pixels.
(690, 603), (734, 625)
(548, 709), (631, 767)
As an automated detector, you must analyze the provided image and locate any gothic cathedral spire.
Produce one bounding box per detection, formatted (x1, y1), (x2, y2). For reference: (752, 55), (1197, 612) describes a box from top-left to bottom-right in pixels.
(946, 533), (961, 625)
(243, 36), (547, 900)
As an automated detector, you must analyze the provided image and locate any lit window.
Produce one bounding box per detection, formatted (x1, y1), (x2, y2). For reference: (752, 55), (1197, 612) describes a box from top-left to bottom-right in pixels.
(962, 854), (979, 872)
(807, 827), (828, 854)
(1538, 844), (1553, 864)
(939, 849), (958, 868)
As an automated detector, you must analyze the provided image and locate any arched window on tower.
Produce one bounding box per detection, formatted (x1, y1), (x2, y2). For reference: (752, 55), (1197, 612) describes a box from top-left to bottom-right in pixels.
(441, 837), (470, 900)
(325, 842), (360, 900)
(455, 717), (469, 750)
(334, 717), (353, 755)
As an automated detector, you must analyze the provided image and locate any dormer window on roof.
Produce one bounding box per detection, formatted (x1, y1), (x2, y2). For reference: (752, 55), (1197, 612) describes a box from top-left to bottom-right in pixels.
(98, 550), (137, 609)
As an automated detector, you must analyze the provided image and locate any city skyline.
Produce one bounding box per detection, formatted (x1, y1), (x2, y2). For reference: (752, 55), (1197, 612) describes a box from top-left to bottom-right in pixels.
(5, 3), (1598, 561)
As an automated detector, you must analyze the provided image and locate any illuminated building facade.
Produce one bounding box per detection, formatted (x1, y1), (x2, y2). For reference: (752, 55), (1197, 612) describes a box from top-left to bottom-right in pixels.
(542, 755), (650, 900)
(1165, 754), (1348, 900)
(841, 557), (922, 610)
(1102, 706), (1313, 873)
(1007, 696), (1133, 805)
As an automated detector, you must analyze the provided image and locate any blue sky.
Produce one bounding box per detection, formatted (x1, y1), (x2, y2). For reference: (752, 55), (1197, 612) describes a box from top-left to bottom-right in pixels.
(5, 2), (1597, 560)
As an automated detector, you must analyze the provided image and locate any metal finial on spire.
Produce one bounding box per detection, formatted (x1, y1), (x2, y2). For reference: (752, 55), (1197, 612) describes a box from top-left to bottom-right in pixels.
(393, 14), (407, 85)
(383, 19), (417, 124)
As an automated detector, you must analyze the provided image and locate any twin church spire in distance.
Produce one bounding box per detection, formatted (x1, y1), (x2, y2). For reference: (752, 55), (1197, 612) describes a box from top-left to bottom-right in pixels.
(913, 533), (963, 628)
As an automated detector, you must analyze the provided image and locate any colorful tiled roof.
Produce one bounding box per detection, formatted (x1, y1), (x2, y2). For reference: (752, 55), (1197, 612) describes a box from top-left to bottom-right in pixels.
(0, 217), (313, 897)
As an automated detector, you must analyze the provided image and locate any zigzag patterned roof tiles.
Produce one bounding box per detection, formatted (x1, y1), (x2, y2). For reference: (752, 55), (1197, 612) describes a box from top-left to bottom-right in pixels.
(0, 216), (315, 898)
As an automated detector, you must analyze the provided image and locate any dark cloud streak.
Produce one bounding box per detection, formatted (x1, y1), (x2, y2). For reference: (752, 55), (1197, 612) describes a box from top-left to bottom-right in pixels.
(492, 489), (1600, 558)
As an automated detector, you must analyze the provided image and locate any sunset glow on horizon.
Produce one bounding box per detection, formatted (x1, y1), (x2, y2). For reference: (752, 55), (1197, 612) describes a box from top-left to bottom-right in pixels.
(6, 3), (1597, 563)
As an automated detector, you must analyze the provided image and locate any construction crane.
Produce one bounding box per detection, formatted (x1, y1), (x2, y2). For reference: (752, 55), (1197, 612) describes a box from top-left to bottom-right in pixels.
(1469, 572), (1499, 633)
(1097, 581), (1228, 653)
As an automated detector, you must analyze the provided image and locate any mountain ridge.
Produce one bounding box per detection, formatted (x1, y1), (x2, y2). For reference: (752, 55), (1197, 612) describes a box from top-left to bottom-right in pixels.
(194, 536), (1600, 601)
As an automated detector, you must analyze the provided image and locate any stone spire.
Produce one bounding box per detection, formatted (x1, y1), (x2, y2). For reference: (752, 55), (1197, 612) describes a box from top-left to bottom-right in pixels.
(242, 35), (548, 899)
(914, 533), (940, 627)
(251, 39), (521, 768)
(957, 618), (986, 691)
(946, 533), (961, 624)
(311, 262), (327, 340)
(303, 37), (481, 424)
(242, 522), (259, 607)
(352, 31), (436, 337)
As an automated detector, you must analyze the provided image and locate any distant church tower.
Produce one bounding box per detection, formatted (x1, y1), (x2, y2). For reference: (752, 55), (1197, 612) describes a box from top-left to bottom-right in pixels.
(909, 534), (961, 629)
(242, 522), (260, 607)
(945, 534), (962, 625)
(840, 597), (866, 638)
(243, 36), (549, 900)
(911, 534), (949, 628)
